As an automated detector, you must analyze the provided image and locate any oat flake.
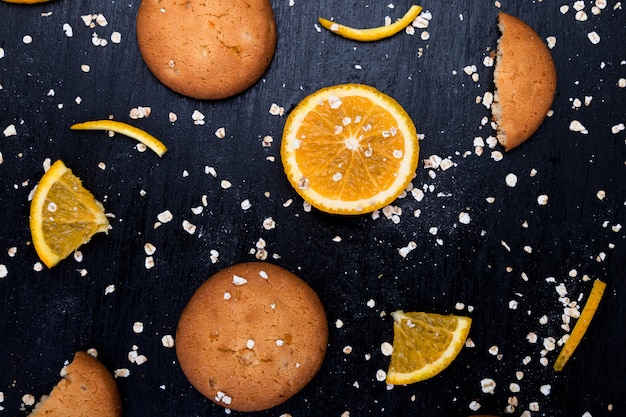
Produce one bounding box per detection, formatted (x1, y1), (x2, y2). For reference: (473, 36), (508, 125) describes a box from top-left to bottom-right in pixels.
(161, 335), (175, 348)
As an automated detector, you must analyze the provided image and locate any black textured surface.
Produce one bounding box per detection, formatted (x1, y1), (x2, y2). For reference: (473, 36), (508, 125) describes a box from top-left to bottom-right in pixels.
(1, 1), (625, 416)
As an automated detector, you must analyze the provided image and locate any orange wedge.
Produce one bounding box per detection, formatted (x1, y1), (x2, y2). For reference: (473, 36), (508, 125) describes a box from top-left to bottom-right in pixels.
(71, 120), (168, 157)
(319, 5), (422, 42)
(30, 160), (109, 268)
(553, 279), (607, 371)
(386, 311), (471, 384)
(281, 83), (419, 215)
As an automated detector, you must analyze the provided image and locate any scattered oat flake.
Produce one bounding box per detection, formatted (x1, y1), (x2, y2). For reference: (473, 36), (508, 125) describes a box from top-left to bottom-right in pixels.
(192, 110), (205, 125)
(269, 103), (284, 116)
(469, 400), (481, 411)
(22, 394), (35, 406)
(133, 322), (144, 333)
(537, 194), (549, 205)
(505, 173), (518, 187)
(587, 31), (601, 44)
(182, 220), (196, 234)
(3, 124), (17, 137)
(611, 123), (625, 134)
(233, 274), (248, 285)
(215, 127), (226, 138)
(157, 210), (173, 223)
(114, 368), (130, 378)
(62, 23), (73, 37)
(459, 212), (471, 224)
(398, 241), (417, 258)
(375, 369), (386, 382)
(161, 335), (175, 348)
(104, 284), (115, 295)
(481, 378), (496, 394)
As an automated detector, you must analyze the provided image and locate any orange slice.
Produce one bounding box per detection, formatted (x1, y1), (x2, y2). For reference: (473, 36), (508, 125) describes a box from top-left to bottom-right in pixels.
(71, 120), (168, 157)
(29, 160), (109, 268)
(553, 279), (607, 371)
(319, 5), (422, 42)
(386, 311), (471, 385)
(280, 83), (419, 215)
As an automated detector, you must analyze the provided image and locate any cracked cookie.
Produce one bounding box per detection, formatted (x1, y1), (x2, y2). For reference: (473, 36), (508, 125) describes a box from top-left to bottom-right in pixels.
(492, 12), (557, 151)
(28, 351), (122, 417)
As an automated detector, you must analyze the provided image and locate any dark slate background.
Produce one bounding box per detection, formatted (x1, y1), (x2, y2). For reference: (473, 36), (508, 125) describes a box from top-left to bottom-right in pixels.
(1, 1), (625, 416)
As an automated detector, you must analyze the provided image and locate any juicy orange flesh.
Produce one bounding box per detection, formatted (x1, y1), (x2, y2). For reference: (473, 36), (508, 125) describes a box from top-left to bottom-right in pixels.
(40, 170), (108, 261)
(294, 95), (404, 201)
(388, 313), (458, 373)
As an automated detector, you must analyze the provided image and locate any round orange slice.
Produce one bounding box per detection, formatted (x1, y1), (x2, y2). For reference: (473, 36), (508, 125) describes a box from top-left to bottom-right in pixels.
(386, 311), (472, 385)
(281, 83), (419, 215)
(71, 120), (168, 157)
(30, 160), (109, 268)
(319, 5), (423, 42)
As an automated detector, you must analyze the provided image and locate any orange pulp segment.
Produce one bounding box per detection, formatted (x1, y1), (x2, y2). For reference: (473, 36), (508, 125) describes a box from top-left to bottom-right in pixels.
(553, 279), (607, 371)
(281, 83), (419, 215)
(71, 120), (168, 157)
(319, 5), (422, 42)
(29, 160), (109, 268)
(386, 311), (472, 385)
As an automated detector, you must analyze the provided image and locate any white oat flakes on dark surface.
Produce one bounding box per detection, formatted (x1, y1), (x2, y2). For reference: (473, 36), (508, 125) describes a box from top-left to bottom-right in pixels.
(0, 1), (624, 417)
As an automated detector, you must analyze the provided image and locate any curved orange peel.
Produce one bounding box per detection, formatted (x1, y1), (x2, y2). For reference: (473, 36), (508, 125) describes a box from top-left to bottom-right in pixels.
(553, 279), (607, 371)
(318, 5), (422, 42)
(71, 120), (168, 157)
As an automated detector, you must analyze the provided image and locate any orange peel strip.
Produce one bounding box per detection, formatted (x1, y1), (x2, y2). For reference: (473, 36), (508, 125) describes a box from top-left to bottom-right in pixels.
(553, 279), (607, 371)
(318, 5), (422, 42)
(71, 120), (168, 157)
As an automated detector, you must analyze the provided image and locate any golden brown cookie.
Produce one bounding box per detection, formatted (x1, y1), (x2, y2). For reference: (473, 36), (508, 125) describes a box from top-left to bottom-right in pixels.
(492, 12), (557, 151)
(29, 351), (122, 417)
(136, 0), (277, 100)
(176, 262), (328, 412)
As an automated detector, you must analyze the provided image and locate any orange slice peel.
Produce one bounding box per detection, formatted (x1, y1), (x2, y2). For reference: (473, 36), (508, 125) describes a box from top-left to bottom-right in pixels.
(553, 279), (607, 371)
(71, 120), (168, 157)
(319, 5), (422, 42)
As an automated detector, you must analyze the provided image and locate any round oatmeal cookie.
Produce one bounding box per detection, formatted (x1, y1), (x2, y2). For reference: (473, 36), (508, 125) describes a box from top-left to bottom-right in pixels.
(135, 0), (277, 100)
(176, 262), (328, 412)
(29, 351), (122, 417)
(492, 12), (557, 151)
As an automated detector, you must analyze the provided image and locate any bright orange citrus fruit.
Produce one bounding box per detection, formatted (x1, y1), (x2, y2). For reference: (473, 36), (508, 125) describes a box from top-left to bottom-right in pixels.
(553, 279), (607, 371)
(281, 83), (419, 215)
(30, 160), (109, 268)
(386, 311), (471, 385)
